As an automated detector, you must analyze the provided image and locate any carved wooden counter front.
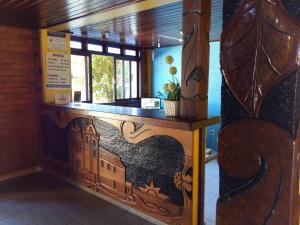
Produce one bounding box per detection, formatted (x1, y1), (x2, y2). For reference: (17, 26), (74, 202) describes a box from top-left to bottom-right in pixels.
(39, 103), (219, 225)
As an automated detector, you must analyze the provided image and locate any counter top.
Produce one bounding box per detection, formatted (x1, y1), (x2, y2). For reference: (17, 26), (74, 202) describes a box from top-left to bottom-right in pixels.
(40, 103), (220, 131)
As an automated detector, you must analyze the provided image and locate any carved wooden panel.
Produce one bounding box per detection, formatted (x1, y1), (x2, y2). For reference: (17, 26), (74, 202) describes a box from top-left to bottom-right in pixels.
(180, 0), (211, 120)
(221, 0), (300, 117)
(219, 0), (300, 224)
(40, 111), (196, 225)
(218, 119), (294, 225)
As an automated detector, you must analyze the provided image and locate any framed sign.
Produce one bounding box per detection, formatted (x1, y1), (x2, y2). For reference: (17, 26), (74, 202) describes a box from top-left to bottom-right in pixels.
(46, 52), (71, 89)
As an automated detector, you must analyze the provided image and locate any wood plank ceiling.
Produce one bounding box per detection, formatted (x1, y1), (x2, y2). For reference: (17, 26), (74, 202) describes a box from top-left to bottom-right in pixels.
(0, 0), (223, 48)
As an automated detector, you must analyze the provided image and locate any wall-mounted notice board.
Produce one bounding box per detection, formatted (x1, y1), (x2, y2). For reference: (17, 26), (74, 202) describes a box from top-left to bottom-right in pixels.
(40, 29), (71, 103)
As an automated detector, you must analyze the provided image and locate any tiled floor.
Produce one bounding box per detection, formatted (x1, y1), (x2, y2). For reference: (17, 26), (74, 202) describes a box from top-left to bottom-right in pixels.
(0, 172), (155, 225)
(0, 161), (219, 225)
(204, 160), (219, 225)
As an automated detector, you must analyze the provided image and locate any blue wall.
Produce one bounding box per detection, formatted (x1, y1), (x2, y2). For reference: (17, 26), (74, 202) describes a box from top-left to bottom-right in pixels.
(151, 42), (222, 151)
(152, 46), (182, 99)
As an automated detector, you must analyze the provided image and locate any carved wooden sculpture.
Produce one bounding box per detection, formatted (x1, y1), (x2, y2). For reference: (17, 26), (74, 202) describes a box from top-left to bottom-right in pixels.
(180, 0), (211, 120)
(218, 0), (300, 224)
(40, 108), (203, 225)
(221, 0), (300, 117)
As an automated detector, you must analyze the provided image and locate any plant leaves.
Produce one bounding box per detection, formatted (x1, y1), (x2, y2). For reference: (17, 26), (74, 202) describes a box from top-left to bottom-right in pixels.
(221, 0), (300, 117)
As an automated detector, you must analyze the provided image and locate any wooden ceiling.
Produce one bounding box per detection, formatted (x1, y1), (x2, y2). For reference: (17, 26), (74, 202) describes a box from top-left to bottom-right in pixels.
(0, 0), (223, 48)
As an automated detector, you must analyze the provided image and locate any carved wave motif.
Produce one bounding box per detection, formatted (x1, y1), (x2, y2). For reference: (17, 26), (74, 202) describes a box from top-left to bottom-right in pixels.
(120, 121), (152, 143)
(181, 8), (207, 101)
(218, 155), (267, 202)
(217, 119), (293, 225)
(221, 0), (300, 117)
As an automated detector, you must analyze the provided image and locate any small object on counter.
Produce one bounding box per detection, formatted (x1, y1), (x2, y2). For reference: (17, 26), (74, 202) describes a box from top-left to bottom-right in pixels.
(163, 100), (180, 117)
(55, 93), (70, 105)
(141, 98), (160, 109)
(74, 91), (81, 102)
(157, 55), (181, 117)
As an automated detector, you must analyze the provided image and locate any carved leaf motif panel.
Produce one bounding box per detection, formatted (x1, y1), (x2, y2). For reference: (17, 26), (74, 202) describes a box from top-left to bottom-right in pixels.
(221, 0), (300, 117)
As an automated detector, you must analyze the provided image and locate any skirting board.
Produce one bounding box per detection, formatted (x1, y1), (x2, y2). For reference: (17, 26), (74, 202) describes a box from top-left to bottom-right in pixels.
(0, 166), (42, 183)
(43, 168), (167, 225)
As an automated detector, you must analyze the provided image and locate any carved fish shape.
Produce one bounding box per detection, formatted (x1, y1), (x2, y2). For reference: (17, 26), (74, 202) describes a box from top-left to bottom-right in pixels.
(221, 0), (300, 117)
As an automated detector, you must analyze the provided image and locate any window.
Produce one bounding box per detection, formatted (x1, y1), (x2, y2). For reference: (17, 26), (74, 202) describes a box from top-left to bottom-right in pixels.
(70, 41), (82, 49)
(124, 49), (136, 56)
(88, 44), (103, 52)
(115, 60), (138, 99)
(70, 39), (139, 103)
(108, 47), (121, 54)
(92, 55), (114, 103)
(71, 55), (89, 101)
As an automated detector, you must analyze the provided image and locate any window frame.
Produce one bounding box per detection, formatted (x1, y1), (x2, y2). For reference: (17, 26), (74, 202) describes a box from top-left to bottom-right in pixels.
(70, 37), (140, 103)
(114, 58), (139, 100)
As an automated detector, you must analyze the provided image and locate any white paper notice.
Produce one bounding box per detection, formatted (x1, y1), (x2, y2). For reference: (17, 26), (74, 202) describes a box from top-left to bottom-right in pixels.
(47, 32), (66, 51)
(46, 53), (71, 89)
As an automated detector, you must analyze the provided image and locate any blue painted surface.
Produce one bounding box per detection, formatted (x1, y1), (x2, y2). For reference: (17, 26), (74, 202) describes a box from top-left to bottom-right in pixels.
(151, 46), (182, 103)
(151, 42), (222, 151)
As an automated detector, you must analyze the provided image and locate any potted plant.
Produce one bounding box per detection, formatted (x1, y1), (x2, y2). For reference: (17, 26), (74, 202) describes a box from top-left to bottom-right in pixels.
(157, 55), (181, 117)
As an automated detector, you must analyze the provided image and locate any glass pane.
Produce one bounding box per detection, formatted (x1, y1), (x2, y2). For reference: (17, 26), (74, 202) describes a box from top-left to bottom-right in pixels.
(71, 55), (87, 101)
(92, 55), (114, 103)
(108, 47), (121, 54)
(116, 60), (123, 99)
(124, 61), (130, 99)
(70, 41), (82, 49)
(131, 61), (137, 98)
(88, 44), (103, 52)
(124, 49), (136, 56)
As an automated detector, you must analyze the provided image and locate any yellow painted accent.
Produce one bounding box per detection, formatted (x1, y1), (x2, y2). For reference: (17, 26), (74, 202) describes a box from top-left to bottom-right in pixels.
(46, 0), (181, 31)
(192, 129), (200, 225)
(40, 29), (72, 103)
(146, 49), (152, 97)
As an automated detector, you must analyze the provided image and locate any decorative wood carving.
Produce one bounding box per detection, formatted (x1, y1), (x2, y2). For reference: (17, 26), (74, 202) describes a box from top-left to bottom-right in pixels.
(174, 156), (192, 209)
(180, 0), (211, 120)
(62, 116), (192, 225)
(219, 0), (300, 224)
(217, 119), (294, 225)
(120, 121), (152, 143)
(221, 0), (300, 117)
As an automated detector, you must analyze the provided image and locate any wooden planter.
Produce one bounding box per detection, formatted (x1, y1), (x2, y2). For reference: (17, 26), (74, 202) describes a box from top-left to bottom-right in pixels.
(163, 100), (180, 117)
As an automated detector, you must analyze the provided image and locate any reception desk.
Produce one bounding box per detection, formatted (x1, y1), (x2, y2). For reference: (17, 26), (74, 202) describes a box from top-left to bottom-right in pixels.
(39, 103), (220, 225)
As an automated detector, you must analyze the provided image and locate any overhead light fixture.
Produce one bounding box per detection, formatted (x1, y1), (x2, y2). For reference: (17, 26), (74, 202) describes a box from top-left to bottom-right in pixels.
(179, 30), (183, 35)
(178, 38), (183, 42)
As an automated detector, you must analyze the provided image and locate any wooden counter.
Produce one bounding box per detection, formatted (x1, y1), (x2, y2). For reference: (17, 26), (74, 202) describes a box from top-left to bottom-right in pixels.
(40, 103), (220, 131)
(39, 103), (220, 225)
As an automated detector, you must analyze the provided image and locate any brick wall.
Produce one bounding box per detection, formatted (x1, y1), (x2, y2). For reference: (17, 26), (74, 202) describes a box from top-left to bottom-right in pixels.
(0, 25), (41, 175)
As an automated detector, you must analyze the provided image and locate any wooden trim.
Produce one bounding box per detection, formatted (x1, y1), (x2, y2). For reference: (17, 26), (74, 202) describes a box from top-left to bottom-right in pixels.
(46, 0), (181, 31)
(192, 130), (200, 225)
(0, 166), (41, 183)
(40, 103), (220, 131)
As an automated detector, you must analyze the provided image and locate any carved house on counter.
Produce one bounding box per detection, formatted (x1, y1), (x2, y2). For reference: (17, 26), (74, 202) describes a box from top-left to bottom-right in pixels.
(83, 121), (100, 184)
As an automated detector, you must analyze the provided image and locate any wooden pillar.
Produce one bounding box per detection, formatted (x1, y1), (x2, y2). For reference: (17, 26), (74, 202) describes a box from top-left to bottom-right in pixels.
(217, 0), (300, 224)
(180, 1), (211, 225)
(180, 0), (211, 120)
(139, 49), (152, 98)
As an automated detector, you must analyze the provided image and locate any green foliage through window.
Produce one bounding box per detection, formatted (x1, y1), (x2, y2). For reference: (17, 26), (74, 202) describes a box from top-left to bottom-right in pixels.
(92, 55), (114, 103)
